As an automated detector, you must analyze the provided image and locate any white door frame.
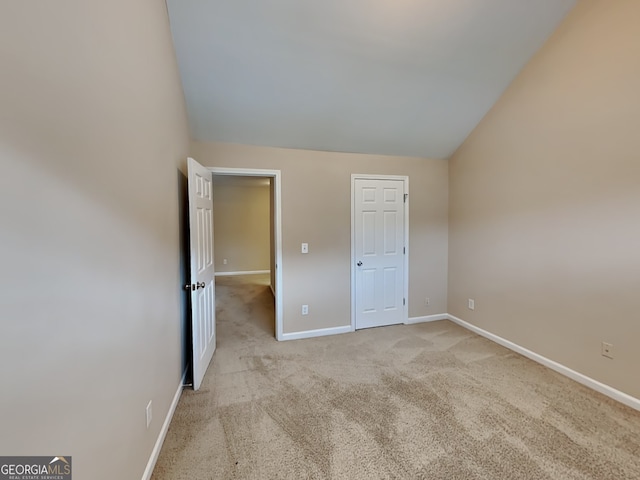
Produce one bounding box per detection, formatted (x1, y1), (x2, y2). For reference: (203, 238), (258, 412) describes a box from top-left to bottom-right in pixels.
(209, 167), (284, 341)
(351, 174), (409, 331)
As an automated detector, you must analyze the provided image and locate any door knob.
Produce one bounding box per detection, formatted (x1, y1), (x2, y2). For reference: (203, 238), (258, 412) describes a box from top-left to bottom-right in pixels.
(357, 261), (363, 266)
(184, 282), (206, 291)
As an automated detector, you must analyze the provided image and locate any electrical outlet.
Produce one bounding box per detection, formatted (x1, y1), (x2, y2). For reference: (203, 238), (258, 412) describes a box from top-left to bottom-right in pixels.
(146, 400), (153, 429)
(302, 304), (309, 315)
(223, 258), (228, 265)
(425, 297), (430, 307)
(301, 243), (309, 254)
(468, 299), (475, 310)
(601, 342), (614, 359)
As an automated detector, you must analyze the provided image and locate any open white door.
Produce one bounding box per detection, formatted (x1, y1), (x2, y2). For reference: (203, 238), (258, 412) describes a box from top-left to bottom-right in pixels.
(187, 157), (216, 390)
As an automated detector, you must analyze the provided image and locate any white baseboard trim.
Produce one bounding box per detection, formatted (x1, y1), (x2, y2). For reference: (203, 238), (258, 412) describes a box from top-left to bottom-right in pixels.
(215, 270), (270, 277)
(406, 314), (449, 325)
(447, 314), (640, 412)
(281, 325), (352, 341)
(141, 371), (186, 480)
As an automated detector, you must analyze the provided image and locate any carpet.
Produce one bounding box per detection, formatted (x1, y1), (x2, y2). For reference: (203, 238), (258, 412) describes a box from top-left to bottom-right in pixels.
(152, 274), (640, 479)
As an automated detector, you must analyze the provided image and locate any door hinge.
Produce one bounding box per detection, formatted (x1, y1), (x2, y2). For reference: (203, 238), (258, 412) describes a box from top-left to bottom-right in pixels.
(403, 247), (406, 254)
(403, 298), (406, 306)
(404, 193), (408, 203)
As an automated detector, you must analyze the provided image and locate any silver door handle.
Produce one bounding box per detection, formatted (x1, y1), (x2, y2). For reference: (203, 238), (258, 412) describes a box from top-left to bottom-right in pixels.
(184, 282), (206, 291)
(357, 261), (363, 266)
(197, 282), (205, 289)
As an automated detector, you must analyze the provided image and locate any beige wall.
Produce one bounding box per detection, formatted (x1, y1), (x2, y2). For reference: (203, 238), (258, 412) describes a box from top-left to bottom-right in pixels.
(449, 0), (640, 399)
(192, 141), (449, 334)
(0, 2), (189, 479)
(213, 179), (271, 273)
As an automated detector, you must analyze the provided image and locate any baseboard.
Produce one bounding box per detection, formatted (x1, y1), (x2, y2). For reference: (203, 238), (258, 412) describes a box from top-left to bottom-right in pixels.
(281, 325), (352, 341)
(447, 314), (640, 412)
(406, 314), (449, 325)
(141, 370), (186, 480)
(215, 270), (270, 277)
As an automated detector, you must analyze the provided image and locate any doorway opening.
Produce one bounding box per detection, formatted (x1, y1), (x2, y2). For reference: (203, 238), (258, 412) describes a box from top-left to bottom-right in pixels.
(210, 167), (283, 341)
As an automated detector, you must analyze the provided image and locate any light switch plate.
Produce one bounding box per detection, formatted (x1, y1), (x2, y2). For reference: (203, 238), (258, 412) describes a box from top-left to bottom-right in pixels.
(301, 243), (309, 254)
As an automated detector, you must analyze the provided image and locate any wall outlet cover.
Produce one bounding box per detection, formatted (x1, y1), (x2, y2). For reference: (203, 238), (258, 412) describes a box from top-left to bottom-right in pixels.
(146, 400), (153, 428)
(601, 342), (614, 359)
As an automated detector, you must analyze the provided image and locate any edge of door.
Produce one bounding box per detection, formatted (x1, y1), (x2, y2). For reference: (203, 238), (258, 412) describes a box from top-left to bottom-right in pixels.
(209, 167), (285, 341)
(350, 174), (410, 331)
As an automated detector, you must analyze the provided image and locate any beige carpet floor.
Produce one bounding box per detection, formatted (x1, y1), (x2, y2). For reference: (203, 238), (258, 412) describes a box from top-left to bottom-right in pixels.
(152, 274), (640, 479)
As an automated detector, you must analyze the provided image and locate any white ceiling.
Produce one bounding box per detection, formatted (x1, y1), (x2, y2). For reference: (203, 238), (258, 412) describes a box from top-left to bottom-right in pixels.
(166, 0), (576, 159)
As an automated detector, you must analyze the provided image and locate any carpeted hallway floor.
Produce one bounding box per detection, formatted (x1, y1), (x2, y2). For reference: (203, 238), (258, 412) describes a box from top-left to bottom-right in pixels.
(152, 274), (640, 479)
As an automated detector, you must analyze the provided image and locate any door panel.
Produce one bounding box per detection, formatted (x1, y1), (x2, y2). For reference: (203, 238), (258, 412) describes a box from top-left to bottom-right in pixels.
(383, 267), (398, 310)
(188, 157), (216, 391)
(383, 211), (398, 253)
(362, 211), (376, 255)
(354, 178), (405, 329)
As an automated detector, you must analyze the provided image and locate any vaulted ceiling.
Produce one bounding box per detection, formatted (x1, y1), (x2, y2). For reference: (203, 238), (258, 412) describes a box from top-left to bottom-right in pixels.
(166, 0), (576, 159)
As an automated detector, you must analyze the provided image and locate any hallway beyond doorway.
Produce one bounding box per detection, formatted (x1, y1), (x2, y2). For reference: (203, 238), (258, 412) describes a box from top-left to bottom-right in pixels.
(216, 273), (274, 339)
